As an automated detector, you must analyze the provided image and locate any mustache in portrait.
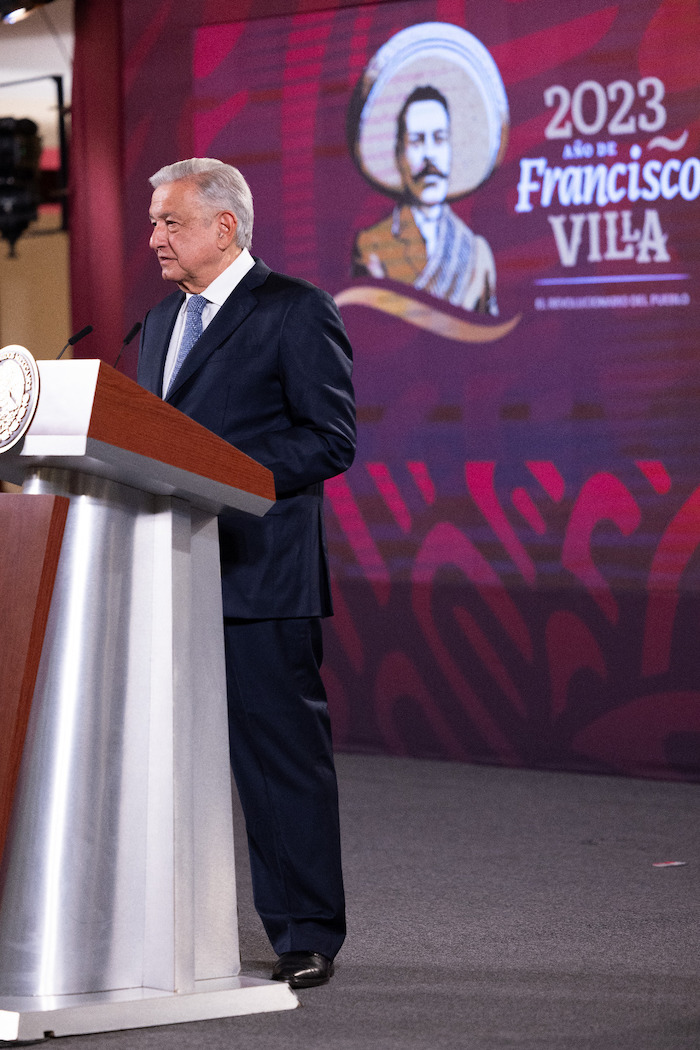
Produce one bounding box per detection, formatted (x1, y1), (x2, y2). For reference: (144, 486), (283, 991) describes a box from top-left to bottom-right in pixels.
(413, 160), (448, 181)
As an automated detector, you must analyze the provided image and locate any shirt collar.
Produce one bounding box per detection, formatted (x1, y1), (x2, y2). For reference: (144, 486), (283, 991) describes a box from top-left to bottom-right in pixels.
(185, 247), (255, 306)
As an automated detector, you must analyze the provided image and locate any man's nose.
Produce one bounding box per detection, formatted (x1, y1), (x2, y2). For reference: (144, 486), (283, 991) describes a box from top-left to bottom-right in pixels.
(150, 224), (164, 249)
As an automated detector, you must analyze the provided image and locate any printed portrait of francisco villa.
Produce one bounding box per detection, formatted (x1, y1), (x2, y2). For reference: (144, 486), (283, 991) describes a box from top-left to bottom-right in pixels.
(347, 23), (509, 317)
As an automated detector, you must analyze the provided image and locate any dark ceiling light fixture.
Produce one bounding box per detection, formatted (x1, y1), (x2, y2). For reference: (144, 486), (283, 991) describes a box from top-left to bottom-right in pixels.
(0, 74), (69, 256)
(0, 0), (56, 25)
(0, 116), (41, 255)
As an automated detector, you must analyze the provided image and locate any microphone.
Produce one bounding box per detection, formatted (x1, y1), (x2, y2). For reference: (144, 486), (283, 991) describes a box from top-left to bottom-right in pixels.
(113, 321), (142, 370)
(56, 324), (94, 360)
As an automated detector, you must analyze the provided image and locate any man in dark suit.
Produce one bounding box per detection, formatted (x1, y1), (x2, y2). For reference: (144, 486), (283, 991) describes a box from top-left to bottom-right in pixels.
(137, 158), (356, 988)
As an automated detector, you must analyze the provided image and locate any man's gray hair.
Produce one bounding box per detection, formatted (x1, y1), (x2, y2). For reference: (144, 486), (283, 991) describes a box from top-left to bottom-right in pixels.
(149, 158), (254, 250)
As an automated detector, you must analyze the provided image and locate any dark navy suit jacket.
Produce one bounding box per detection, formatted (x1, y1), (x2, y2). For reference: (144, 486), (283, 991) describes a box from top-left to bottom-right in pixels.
(137, 257), (356, 619)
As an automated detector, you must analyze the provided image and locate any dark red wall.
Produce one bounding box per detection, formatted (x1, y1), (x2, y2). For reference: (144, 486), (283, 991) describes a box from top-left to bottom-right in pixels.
(72, 0), (700, 780)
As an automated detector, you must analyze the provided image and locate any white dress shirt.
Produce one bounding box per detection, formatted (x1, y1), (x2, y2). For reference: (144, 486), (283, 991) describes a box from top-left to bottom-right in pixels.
(411, 205), (440, 259)
(161, 247), (255, 396)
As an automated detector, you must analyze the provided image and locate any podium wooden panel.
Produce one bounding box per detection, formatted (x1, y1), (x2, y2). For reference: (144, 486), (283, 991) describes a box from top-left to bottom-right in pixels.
(0, 495), (68, 862)
(0, 359), (275, 512)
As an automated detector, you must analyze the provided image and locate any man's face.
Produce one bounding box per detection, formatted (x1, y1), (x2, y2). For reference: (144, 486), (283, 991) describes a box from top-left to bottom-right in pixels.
(149, 178), (229, 293)
(397, 98), (451, 207)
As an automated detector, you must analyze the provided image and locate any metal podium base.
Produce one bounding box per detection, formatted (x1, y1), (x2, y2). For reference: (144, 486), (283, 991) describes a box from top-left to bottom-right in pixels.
(0, 471), (296, 1041)
(0, 976), (297, 1041)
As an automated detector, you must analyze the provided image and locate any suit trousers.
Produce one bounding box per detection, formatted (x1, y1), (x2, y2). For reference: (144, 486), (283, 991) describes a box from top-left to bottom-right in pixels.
(223, 616), (346, 960)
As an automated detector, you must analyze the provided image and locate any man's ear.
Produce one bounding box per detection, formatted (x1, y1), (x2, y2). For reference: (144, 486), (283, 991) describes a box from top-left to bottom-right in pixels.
(217, 210), (238, 249)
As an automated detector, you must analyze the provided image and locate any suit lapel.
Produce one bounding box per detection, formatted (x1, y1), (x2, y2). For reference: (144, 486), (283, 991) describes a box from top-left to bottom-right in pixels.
(141, 292), (183, 396)
(165, 259), (270, 401)
(397, 205), (428, 278)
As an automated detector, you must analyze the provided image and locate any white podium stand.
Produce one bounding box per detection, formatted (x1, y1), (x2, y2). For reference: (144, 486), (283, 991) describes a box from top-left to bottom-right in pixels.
(0, 360), (297, 1040)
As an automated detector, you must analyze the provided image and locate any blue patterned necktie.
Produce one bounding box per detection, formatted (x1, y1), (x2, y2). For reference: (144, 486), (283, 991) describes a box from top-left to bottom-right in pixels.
(167, 293), (207, 394)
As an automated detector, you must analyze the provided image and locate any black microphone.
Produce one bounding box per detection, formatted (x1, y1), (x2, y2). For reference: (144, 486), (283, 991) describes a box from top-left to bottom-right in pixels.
(56, 324), (94, 360)
(113, 321), (142, 370)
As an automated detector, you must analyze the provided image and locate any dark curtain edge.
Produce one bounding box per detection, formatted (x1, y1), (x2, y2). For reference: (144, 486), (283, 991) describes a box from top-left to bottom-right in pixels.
(70, 0), (124, 360)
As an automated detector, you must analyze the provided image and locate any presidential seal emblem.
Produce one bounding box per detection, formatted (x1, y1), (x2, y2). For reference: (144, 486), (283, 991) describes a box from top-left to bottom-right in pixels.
(0, 344), (40, 452)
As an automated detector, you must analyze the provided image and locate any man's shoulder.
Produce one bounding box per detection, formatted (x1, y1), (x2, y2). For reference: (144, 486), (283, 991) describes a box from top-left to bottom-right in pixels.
(353, 205), (423, 255)
(443, 204), (471, 235)
(249, 260), (335, 307)
(354, 211), (397, 244)
(442, 206), (488, 244)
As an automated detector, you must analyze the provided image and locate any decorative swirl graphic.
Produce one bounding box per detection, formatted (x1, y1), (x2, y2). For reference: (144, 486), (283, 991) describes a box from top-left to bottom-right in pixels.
(647, 130), (689, 151)
(325, 458), (700, 780)
(335, 286), (521, 342)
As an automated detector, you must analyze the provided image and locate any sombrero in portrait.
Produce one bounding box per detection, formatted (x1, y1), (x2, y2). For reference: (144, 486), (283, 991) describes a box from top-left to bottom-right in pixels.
(347, 22), (509, 201)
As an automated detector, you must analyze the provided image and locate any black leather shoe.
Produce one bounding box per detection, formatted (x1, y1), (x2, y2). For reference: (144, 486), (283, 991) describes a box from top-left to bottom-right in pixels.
(271, 951), (334, 988)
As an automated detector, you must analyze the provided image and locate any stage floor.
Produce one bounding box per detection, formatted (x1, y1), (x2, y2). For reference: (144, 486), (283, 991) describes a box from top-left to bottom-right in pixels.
(8, 753), (700, 1050)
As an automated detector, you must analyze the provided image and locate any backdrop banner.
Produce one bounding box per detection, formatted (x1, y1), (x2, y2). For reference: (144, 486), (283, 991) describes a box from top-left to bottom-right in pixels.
(121, 0), (700, 780)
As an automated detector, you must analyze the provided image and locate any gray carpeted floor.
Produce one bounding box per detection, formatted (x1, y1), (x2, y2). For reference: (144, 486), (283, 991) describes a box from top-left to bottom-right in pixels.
(10, 754), (700, 1049)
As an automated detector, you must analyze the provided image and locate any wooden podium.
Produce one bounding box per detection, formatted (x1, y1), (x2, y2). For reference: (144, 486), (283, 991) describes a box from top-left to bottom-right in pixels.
(0, 360), (297, 1040)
